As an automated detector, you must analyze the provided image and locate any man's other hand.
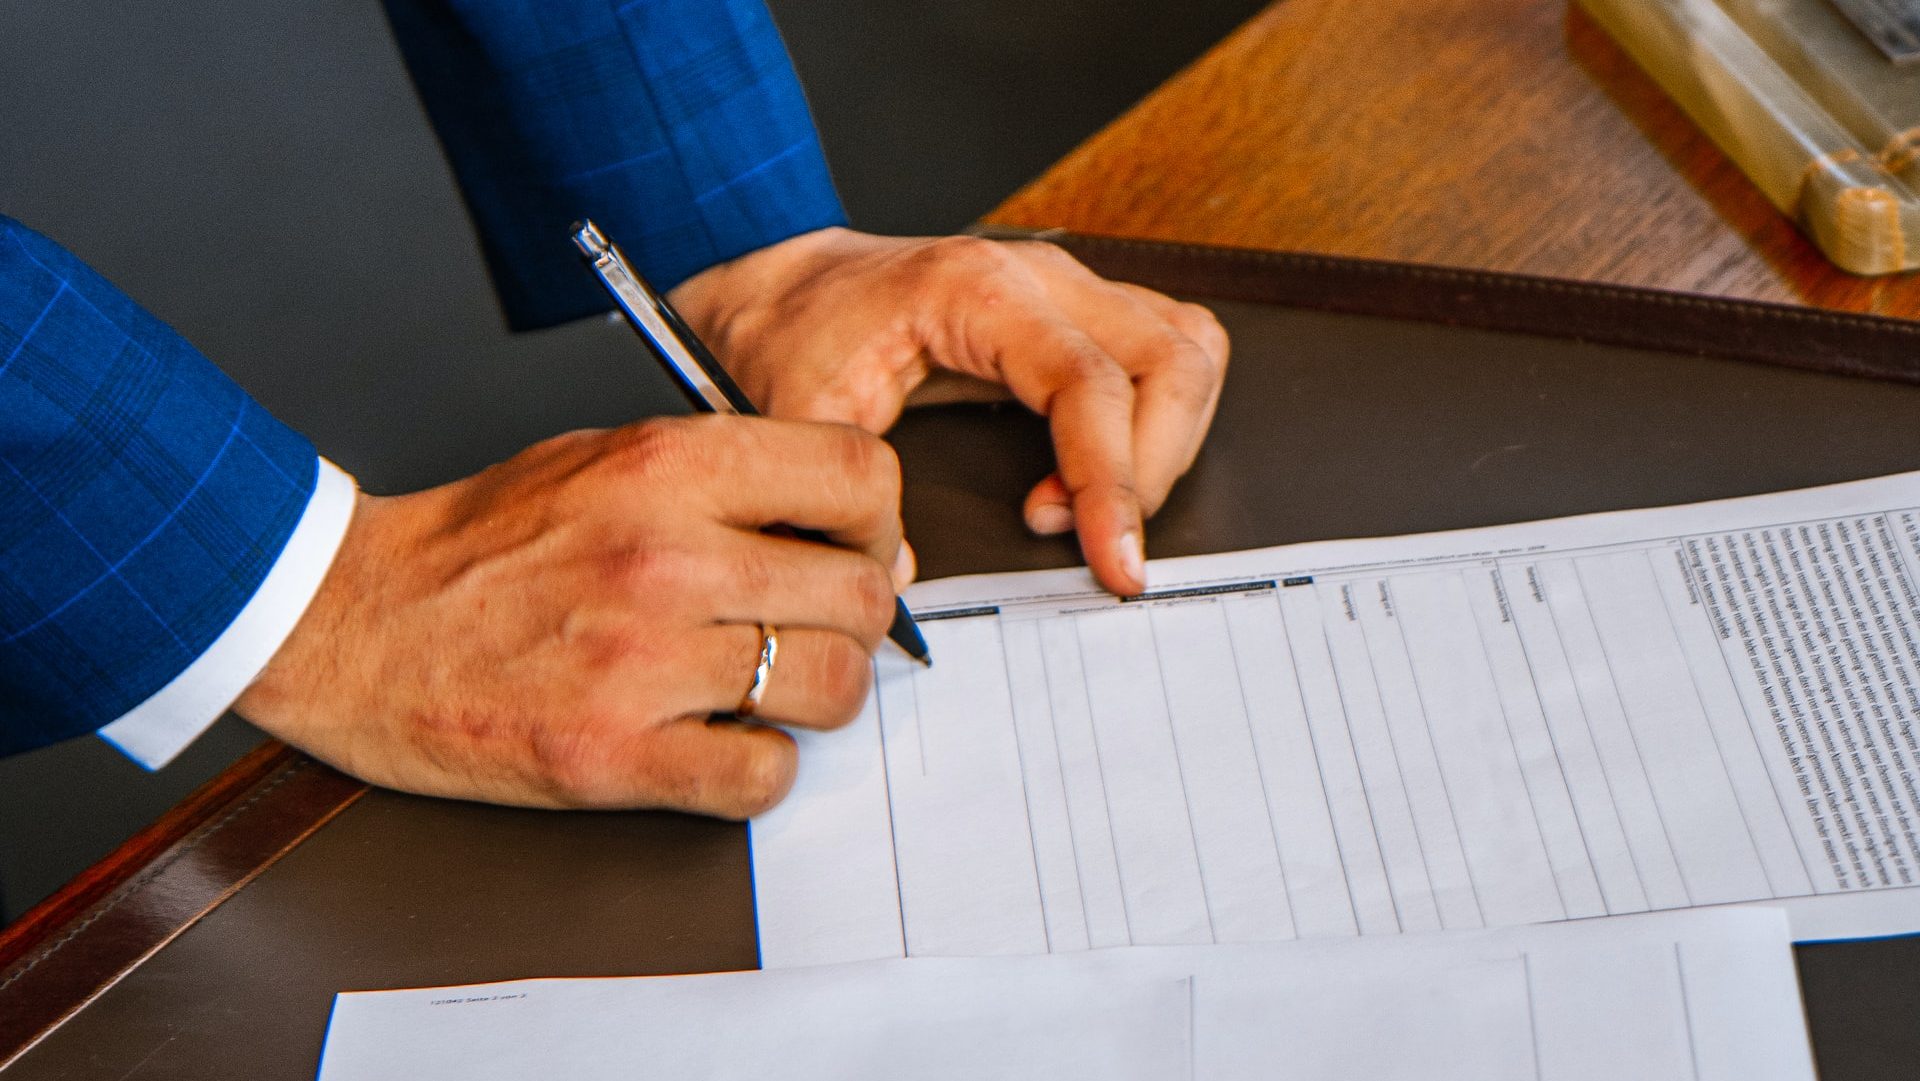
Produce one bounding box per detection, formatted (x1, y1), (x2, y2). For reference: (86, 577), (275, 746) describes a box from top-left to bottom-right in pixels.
(669, 228), (1230, 597)
(234, 416), (910, 818)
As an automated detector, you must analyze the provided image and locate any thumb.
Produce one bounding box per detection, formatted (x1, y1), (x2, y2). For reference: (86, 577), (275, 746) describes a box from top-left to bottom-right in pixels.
(1023, 472), (1074, 536)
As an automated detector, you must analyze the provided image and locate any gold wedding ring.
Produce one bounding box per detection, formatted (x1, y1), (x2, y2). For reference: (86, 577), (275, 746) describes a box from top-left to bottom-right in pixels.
(736, 624), (779, 718)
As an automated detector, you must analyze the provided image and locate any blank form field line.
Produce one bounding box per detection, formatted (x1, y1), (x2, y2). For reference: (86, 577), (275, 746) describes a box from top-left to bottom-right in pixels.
(1036, 636), (1096, 946)
(1148, 610), (1220, 944)
(872, 660), (910, 958)
(1459, 571), (1568, 921)
(1320, 616), (1406, 933)
(1074, 617), (1136, 945)
(1354, 593), (1449, 923)
(1223, 604), (1302, 940)
(1521, 952), (1544, 1081)
(1390, 587), (1489, 925)
(995, 621), (1054, 954)
(1276, 593), (1362, 930)
(1674, 944), (1704, 1081)
(1496, 564), (1608, 914)
(1542, 573), (1655, 908)
(907, 671), (929, 777)
(1573, 560), (1697, 907)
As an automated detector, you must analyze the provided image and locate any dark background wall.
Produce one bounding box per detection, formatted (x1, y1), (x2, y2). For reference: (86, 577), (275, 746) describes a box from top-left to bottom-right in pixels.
(0, 0), (1264, 923)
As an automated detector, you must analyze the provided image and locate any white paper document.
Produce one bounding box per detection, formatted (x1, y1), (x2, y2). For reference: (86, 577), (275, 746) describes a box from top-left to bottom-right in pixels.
(317, 957), (1194, 1081)
(754, 472), (1920, 965)
(316, 910), (1813, 1081)
(1093, 908), (1813, 1081)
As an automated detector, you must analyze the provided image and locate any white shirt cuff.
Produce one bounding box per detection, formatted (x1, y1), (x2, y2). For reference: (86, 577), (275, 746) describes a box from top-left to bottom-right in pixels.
(98, 459), (358, 770)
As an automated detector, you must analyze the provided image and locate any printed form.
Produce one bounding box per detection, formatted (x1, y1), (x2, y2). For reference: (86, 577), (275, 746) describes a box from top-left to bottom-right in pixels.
(754, 472), (1920, 966)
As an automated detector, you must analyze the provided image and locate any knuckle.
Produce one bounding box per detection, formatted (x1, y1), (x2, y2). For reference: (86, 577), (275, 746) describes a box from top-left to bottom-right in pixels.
(527, 427), (603, 465)
(729, 544), (779, 601)
(603, 540), (699, 601)
(607, 417), (697, 480)
(526, 723), (612, 806)
(1173, 303), (1230, 366)
(1016, 240), (1097, 282)
(851, 562), (897, 637)
(1164, 345), (1221, 406)
(1085, 477), (1144, 511)
(919, 237), (1027, 307)
(606, 415), (733, 486)
(833, 428), (900, 502)
(830, 425), (879, 479)
(1070, 351), (1135, 404)
(814, 637), (875, 723)
(569, 611), (652, 674)
(928, 233), (1009, 273)
(1010, 238), (1073, 264)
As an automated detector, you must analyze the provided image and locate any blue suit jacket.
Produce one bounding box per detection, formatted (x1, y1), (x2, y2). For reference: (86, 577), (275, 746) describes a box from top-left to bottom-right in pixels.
(0, 0), (844, 757)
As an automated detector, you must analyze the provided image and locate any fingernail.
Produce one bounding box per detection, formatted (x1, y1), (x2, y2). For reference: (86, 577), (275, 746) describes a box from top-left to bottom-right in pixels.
(892, 540), (919, 589)
(1028, 503), (1074, 536)
(1119, 530), (1145, 589)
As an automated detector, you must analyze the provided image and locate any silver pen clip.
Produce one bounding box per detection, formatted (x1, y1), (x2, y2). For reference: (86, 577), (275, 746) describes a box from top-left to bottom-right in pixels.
(571, 221), (739, 415)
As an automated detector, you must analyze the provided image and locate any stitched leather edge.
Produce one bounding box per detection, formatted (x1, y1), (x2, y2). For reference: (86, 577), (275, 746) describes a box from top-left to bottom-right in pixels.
(0, 750), (367, 1070)
(973, 227), (1920, 385)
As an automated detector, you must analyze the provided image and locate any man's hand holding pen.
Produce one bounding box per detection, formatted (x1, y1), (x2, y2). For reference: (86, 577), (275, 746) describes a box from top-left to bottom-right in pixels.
(234, 228), (1227, 817)
(236, 417), (910, 819)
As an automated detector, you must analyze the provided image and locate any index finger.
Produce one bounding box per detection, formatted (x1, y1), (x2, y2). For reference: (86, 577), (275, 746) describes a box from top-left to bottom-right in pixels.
(1000, 243), (1227, 518)
(968, 306), (1147, 595)
(1055, 279), (1226, 516)
(626, 415), (905, 570)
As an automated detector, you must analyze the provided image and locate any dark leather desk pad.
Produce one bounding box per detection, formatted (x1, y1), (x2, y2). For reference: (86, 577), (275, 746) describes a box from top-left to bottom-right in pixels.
(10, 254), (1920, 1078)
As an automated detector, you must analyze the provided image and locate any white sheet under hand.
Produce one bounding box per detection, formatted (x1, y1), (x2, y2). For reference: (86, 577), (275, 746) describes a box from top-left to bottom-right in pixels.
(755, 470), (1920, 963)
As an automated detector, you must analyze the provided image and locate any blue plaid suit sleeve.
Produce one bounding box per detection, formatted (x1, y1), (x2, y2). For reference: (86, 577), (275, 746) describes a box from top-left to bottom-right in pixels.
(1, 3), (835, 757)
(383, 0), (848, 331)
(0, 218), (319, 757)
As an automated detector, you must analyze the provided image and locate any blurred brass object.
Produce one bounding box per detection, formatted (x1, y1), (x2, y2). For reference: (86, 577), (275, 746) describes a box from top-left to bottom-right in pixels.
(1826, 0), (1920, 64)
(1579, 0), (1919, 274)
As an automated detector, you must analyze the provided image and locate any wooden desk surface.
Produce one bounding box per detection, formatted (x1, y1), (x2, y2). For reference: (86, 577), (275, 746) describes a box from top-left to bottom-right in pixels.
(988, 0), (1920, 319)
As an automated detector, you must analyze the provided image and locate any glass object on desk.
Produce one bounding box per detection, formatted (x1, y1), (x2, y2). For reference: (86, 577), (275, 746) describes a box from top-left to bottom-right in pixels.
(1825, 0), (1920, 64)
(1578, 0), (1919, 274)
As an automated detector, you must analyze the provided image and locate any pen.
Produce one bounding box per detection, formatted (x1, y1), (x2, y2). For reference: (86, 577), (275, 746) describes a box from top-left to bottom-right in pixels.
(571, 220), (932, 667)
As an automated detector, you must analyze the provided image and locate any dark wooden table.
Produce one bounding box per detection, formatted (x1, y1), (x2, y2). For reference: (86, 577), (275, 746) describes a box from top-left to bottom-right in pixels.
(987, 0), (1920, 319)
